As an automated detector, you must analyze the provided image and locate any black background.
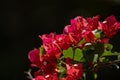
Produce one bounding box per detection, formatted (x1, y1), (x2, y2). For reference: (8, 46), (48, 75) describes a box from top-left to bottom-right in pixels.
(0, 0), (120, 80)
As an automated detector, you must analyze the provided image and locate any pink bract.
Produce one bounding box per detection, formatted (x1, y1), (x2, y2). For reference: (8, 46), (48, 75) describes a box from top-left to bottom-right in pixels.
(87, 15), (100, 30)
(66, 63), (83, 79)
(102, 15), (120, 38)
(28, 48), (41, 67)
(33, 73), (58, 80)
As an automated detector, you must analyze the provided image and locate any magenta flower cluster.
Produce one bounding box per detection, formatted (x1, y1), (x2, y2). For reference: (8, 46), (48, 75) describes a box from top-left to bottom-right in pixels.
(27, 15), (120, 80)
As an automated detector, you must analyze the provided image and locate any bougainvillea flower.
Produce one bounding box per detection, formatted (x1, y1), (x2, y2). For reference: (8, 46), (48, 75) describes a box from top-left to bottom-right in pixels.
(71, 16), (88, 31)
(63, 25), (76, 34)
(54, 34), (70, 50)
(28, 48), (41, 67)
(63, 16), (90, 45)
(38, 54), (57, 74)
(28, 48), (58, 75)
(68, 32), (82, 45)
(32, 76), (46, 80)
(34, 70), (43, 78)
(102, 15), (120, 38)
(42, 62), (57, 74)
(28, 15), (120, 80)
(46, 46), (61, 58)
(40, 33), (62, 58)
(66, 63), (83, 79)
(62, 75), (76, 80)
(45, 73), (58, 80)
(40, 33), (56, 51)
(63, 16), (88, 34)
(98, 38), (109, 44)
(87, 15), (100, 30)
(81, 28), (95, 42)
(33, 73), (58, 80)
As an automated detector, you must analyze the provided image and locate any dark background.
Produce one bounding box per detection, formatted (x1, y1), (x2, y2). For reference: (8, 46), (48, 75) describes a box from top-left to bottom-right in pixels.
(0, 0), (120, 80)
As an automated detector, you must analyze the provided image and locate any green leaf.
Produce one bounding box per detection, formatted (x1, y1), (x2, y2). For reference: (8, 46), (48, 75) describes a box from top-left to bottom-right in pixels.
(104, 44), (113, 51)
(94, 31), (101, 39)
(77, 39), (86, 46)
(99, 57), (106, 62)
(94, 73), (98, 79)
(101, 50), (120, 62)
(95, 33), (100, 39)
(58, 66), (66, 78)
(74, 48), (84, 62)
(39, 46), (45, 56)
(101, 50), (111, 56)
(59, 66), (66, 73)
(102, 50), (120, 57)
(63, 47), (73, 59)
(93, 30), (102, 39)
(118, 55), (120, 60)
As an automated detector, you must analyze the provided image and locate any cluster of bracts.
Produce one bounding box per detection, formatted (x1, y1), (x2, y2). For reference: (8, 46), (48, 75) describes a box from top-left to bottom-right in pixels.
(28, 15), (120, 80)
